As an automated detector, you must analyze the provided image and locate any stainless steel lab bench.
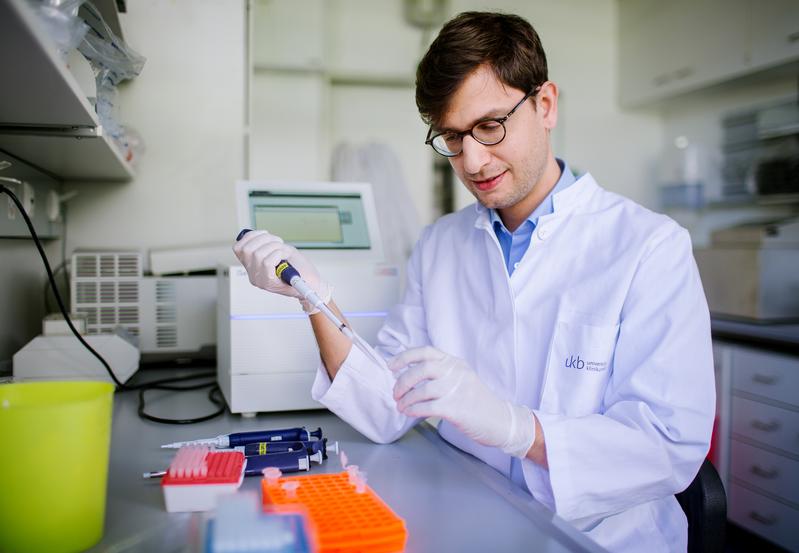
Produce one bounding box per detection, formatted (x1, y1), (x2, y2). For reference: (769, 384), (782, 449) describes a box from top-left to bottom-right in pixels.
(89, 369), (607, 553)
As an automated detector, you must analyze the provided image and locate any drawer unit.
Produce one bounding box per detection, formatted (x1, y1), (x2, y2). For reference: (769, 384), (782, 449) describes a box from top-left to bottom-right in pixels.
(732, 348), (799, 406)
(731, 439), (799, 504)
(729, 482), (799, 552)
(731, 396), (799, 457)
(716, 338), (799, 551)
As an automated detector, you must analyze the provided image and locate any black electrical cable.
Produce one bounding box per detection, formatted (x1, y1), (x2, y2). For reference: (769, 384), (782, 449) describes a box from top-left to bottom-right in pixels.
(1, 182), (225, 424)
(43, 259), (68, 314)
(1, 181), (123, 386)
(137, 378), (226, 424)
(60, 201), (70, 307)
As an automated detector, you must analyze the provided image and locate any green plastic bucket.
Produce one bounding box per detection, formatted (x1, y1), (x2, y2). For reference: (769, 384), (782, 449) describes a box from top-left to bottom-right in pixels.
(0, 381), (114, 553)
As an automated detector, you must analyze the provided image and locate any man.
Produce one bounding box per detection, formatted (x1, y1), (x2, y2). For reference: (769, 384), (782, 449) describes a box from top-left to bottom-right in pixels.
(234, 12), (715, 553)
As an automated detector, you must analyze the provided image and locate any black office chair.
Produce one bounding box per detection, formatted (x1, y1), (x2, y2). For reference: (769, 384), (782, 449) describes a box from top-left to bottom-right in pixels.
(676, 459), (727, 553)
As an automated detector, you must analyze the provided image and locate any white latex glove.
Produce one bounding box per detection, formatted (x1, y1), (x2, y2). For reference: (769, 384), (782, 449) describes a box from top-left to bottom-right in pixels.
(233, 230), (332, 314)
(389, 347), (535, 458)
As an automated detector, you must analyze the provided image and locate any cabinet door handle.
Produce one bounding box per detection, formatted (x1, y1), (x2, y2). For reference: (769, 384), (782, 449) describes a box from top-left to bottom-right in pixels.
(750, 419), (781, 432)
(749, 511), (778, 526)
(750, 465), (779, 479)
(752, 374), (777, 385)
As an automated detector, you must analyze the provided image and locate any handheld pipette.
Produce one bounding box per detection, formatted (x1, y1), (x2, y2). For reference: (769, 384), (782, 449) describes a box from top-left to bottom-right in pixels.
(146, 447), (328, 479)
(245, 450), (323, 476)
(243, 438), (339, 460)
(161, 427), (323, 449)
(236, 228), (389, 370)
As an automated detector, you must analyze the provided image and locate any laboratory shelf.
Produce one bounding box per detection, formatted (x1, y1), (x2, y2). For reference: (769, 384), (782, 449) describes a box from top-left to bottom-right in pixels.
(0, 0), (134, 182)
(0, 132), (134, 181)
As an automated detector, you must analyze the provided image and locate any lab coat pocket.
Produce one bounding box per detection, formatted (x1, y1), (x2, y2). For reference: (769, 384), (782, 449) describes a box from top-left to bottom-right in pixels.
(541, 315), (619, 417)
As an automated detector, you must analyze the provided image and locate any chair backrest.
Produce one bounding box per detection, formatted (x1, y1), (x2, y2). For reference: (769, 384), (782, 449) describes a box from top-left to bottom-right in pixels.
(675, 459), (727, 553)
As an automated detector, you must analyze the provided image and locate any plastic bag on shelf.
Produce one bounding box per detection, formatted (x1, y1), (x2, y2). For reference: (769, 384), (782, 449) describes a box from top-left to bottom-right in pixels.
(76, 1), (146, 164)
(28, 0), (146, 166)
(77, 1), (145, 87)
(28, 0), (90, 63)
(116, 125), (145, 168)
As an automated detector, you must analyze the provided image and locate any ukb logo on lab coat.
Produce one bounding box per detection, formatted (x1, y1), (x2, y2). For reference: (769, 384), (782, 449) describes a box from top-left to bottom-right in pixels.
(565, 355), (585, 369)
(542, 311), (619, 417)
(565, 355), (609, 372)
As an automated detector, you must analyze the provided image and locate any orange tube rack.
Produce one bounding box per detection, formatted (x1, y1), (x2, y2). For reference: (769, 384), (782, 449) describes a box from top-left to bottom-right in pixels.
(261, 471), (407, 553)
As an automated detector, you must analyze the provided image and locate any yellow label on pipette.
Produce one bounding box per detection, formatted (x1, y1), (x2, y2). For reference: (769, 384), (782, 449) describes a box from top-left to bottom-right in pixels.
(275, 261), (290, 279)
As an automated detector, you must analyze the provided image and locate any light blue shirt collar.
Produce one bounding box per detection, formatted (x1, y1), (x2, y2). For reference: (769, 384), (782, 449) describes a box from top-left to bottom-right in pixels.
(490, 158), (576, 275)
(489, 158), (575, 232)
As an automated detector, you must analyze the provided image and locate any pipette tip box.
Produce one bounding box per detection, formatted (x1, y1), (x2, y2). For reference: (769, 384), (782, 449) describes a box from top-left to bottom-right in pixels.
(261, 471), (407, 553)
(161, 446), (246, 512)
(206, 492), (317, 553)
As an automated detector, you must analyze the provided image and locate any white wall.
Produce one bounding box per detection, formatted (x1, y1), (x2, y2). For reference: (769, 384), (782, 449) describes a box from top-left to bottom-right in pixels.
(64, 0), (247, 260)
(0, 241), (57, 370)
(250, 72), (328, 180)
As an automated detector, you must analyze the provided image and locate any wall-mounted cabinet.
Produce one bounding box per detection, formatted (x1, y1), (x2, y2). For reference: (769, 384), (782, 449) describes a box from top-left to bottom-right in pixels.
(619, 0), (799, 108)
(0, 0), (134, 181)
(750, 0), (799, 68)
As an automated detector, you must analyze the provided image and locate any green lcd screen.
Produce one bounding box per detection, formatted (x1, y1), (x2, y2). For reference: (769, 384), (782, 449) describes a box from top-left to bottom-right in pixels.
(248, 192), (370, 249)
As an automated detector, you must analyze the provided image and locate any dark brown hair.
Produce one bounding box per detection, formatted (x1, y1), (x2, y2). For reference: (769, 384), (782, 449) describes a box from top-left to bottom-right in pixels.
(415, 12), (548, 127)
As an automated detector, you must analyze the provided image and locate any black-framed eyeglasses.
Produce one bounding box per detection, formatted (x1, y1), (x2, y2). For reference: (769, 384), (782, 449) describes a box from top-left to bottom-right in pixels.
(425, 86), (540, 157)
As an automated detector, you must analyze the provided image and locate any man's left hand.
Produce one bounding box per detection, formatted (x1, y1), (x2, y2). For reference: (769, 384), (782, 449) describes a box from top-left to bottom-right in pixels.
(389, 346), (535, 457)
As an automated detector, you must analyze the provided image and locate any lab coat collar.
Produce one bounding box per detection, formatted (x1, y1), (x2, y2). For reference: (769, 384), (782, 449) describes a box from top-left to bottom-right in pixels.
(473, 173), (599, 231)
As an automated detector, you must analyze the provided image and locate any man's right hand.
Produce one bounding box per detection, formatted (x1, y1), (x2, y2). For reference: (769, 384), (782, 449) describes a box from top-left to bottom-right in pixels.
(233, 230), (332, 313)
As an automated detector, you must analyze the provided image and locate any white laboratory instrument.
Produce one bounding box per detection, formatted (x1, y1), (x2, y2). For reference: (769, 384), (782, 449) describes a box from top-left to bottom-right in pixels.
(218, 181), (401, 414)
(13, 329), (139, 383)
(70, 251), (216, 359)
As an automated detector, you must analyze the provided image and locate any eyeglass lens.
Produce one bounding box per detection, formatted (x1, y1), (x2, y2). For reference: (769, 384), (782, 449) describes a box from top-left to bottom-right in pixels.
(432, 120), (507, 156)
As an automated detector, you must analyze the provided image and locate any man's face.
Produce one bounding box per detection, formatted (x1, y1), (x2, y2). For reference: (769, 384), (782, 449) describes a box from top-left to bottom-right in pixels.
(437, 65), (558, 219)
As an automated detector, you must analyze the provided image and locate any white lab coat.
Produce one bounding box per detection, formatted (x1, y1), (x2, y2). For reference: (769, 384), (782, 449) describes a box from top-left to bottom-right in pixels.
(312, 173), (715, 553)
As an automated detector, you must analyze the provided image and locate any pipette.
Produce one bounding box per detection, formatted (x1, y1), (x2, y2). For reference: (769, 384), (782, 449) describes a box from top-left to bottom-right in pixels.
(236, 228), (389, 370)
(245, 450), (321, 475)
(145, 449), (326, 479)
(243, 438), (339, 460)
(161, 427), (322, 449)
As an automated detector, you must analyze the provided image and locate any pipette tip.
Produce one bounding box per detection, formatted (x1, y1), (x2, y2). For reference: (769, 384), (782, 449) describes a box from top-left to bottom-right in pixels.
(160, 437), (221, 449)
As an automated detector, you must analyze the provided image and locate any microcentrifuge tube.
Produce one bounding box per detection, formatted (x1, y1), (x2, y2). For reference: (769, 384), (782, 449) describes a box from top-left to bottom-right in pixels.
(355, 471), (368, 494)
(346, 465), (360, 485)
(262, 467), (282, 486)
(281, 480), (300, 500)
